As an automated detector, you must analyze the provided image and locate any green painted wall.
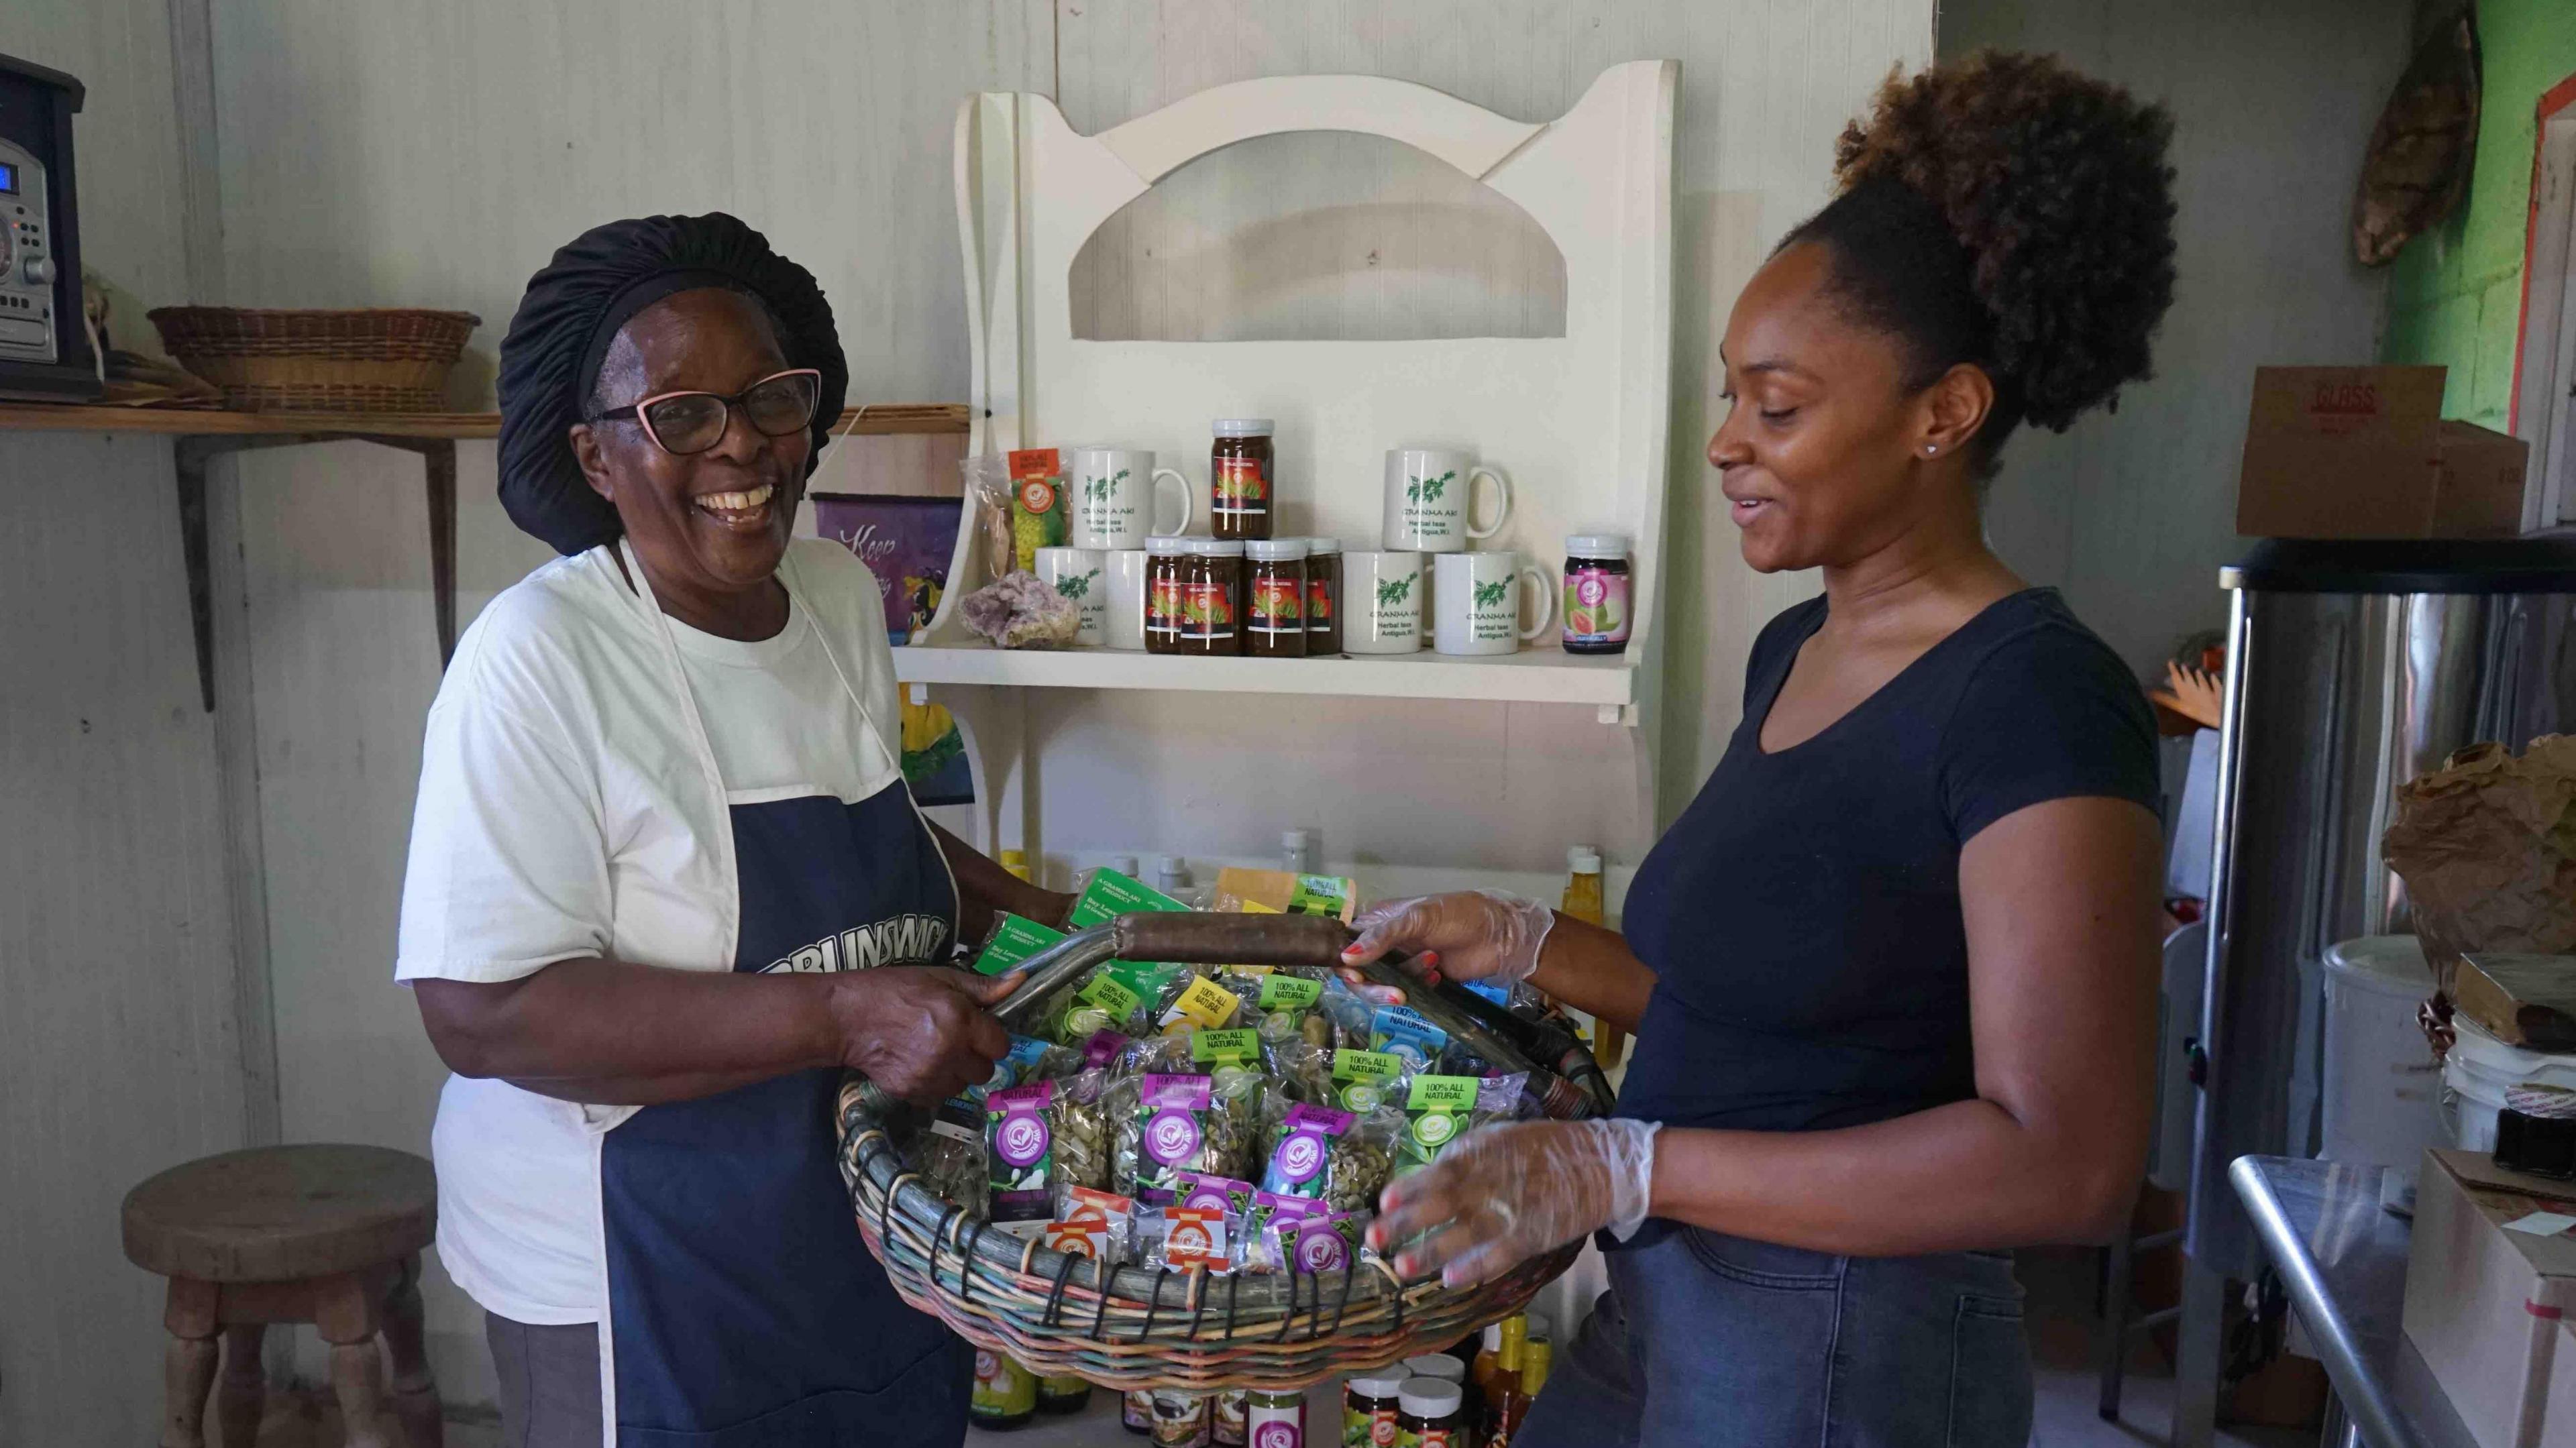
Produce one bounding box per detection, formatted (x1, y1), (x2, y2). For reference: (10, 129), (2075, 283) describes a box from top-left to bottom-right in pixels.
(2381, 1), (2576, 428)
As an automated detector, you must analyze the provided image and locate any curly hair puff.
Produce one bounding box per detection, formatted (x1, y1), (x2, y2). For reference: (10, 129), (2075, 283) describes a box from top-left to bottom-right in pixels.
(1784, 50), (2178, 469)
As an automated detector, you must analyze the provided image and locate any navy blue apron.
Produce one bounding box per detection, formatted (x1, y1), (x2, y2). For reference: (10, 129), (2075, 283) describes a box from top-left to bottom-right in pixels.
(595, 573), (971, 1447)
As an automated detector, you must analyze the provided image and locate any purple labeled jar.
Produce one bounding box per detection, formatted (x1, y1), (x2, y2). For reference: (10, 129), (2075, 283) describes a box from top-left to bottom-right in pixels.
(1561, 533), (1631, 655)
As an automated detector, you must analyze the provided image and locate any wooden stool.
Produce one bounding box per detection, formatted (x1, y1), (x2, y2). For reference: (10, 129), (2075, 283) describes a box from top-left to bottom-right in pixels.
(122, 1145), (441, 1448)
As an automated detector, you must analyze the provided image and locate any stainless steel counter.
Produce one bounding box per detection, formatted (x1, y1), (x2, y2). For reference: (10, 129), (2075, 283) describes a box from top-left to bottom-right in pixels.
(2229, 1156), (2481, 1448)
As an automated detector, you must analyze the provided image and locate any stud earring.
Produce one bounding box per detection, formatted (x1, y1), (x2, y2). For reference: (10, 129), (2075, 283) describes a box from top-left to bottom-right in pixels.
(1924, 445), (1938, 455)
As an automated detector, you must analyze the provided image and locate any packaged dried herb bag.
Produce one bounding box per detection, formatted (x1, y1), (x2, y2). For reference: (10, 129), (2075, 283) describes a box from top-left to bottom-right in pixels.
(1328, 1048), (1408, 1115)
(986, 1081), (1056, 1223)
(1260, 1103), (1352, 1199)
(1132, 1074), (1215, 1205)
(1279, 1211), (1366, 1276)
(1396, 1074), (1482, 1173)
(909, 1098), (990, 1217)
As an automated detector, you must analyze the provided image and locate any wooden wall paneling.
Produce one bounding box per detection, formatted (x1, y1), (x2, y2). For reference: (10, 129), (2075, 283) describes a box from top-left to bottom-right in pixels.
(0, 435), (249, 1448)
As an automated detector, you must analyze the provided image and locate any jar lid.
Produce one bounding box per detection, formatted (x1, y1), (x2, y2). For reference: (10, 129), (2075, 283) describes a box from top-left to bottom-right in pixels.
(1212, 418), (1275, 437)
(1247, 539), (1309, 560)
(1145, 535), (1191, 555)
(1191, 539), (1246, 557)
(1397, 1380), (1462, 1418)
(1401, 1355), (1465, 1383)
(1566, 533), (1630, 557)
(1347, 1370), (1407, 1398)
(1569, 844), (1603, 873)
(1304, 536), (1341, 555)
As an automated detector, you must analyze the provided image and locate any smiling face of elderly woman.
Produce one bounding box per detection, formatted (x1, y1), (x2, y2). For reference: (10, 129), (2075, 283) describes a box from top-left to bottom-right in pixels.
(569, 287), (813, 612)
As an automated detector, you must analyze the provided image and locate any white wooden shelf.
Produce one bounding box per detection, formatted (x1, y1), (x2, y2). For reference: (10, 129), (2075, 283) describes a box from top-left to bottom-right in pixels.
(892, 642), (1636, 712)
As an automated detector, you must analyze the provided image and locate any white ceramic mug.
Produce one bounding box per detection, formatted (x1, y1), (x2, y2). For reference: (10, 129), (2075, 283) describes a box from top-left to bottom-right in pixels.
(1068, 446), (1193, 550)
(1432, 550), (1552, 656)
(1103, 549), (1150, 651)
(1381, 447), (1509, 553)
(1033, 546), (1107, 647)
(1343, 551), (1426, 655)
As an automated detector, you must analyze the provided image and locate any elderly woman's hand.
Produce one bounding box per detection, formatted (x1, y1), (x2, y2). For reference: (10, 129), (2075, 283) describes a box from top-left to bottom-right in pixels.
(827, 967), (1019, 1105)
(1368, 1119), (1662, 1288)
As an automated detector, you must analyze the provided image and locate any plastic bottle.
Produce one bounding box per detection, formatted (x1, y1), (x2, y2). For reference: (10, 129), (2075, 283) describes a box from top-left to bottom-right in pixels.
(1000, 848), (1033, 884)
(1559, 846), (1613, 1066)
(1471, 1316), (1525, 1445)
(1487, 1337), (1552, 1448)
(1158, 854), (1210, 908)
(1283, 828), (1318, 875)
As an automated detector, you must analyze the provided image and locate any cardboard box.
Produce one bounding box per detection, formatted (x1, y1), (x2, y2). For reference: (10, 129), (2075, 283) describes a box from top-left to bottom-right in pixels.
(2404, 1148), (2576, 1448)
(2457, 954), (2576, 1053)
(2236, 366), (2529, 539)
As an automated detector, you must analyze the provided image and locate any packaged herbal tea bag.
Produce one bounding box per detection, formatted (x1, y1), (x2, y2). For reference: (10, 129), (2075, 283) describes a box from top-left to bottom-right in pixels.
(985, 1081), (1055, 1223)
(1395, 1074), (1482, 1173)
(1130, 1073), (1215, 1205)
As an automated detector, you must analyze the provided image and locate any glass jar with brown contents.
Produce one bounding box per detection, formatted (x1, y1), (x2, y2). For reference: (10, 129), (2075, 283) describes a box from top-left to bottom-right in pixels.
(1177, 539), (1244, 656)
(1244, 539), (1308, 659)
(1302, 536), (1342, 655)
(1143, 535), (1189, 656)
(1210, 419), (1275, 541)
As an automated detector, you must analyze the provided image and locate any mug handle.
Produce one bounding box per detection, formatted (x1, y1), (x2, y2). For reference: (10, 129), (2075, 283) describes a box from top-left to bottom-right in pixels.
(1517, 565), (1556, 641)
(1150, 467), (1195, 536)
(1465, 465), (1511, 540)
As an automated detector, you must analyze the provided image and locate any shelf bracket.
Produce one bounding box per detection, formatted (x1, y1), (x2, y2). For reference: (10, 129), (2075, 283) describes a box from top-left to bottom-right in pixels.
(170, 432), (461, 712)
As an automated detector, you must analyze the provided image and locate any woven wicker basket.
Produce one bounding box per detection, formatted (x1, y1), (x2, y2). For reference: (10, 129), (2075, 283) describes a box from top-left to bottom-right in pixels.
(146, 307), (480, 414)
(835, 912), (1610, 1392)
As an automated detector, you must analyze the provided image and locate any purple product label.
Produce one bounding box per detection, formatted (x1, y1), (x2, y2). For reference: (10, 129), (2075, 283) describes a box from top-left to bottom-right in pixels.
(1562, 563), (1631, 645)
(1263, 1105), (1352, 1194)
(1082, 1029), (1129, 1070)
(1174, 1171), (1255, 1216)
(992, 1085), (1053, 1168)
(1285, 1213), (1355, 1274)
(1253, 1190), (1324, 1225)
(1141, 1074), (1210, 1174)
(1251, 1418), (1303, 1448)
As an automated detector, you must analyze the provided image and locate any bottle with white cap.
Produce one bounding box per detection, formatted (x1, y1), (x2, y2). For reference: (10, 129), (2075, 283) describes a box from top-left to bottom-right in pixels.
(1282, 828), (1318, 876)
(1396, 1377), (1464, 1446)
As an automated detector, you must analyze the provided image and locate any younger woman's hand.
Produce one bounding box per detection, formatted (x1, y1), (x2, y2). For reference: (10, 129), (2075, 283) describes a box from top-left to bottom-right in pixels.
(1336, 891), (1556, 1001)
(1367, 1118), (1661, 1288)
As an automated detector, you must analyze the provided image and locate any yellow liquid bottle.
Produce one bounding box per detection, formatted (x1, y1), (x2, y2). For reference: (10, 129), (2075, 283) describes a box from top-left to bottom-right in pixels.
(1560, 847), (1613, 1064)
(1000, 848), (1032, 883)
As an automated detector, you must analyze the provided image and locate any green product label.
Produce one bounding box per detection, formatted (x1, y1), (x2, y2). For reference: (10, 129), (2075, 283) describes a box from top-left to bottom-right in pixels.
(1258, 974), (1324, 1011)
(1285, 875), (1355, 919)
(1074, 973), (1142, 1021)
(1403, 1074), (1480, 1164)
(1191, 1028), (1261, 1068)
(973, 913), (1066, 976)
(1067, 869), (1193, 930)
(1330, 1048), (1401, 1113)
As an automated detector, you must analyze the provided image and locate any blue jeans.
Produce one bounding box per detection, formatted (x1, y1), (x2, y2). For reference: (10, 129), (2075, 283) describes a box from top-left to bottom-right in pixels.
(1515, 1229), (2031, 1448)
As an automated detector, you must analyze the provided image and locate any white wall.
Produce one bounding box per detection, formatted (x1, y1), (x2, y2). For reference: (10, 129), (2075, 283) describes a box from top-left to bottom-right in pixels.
(0, 9), (250, 1447)
(9, 0), (1929, 1419)
(1940, 0), (2413, 671)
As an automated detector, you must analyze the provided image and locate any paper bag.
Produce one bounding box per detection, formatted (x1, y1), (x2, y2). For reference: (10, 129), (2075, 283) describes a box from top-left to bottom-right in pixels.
(2383, 736), (2576, 1003)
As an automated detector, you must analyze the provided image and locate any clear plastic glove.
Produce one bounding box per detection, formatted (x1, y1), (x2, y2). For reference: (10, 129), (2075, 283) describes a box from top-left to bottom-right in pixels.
(1338, 891), (1555, 998)
(1366, 1118), (1660, 1288)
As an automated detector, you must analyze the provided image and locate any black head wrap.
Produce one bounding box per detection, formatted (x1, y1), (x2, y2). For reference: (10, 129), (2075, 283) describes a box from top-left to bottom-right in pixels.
(495, 213), (848, 555)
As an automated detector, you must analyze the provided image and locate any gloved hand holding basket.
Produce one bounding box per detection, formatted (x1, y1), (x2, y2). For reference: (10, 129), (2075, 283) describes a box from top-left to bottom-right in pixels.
(833, 909), (1609, 1392)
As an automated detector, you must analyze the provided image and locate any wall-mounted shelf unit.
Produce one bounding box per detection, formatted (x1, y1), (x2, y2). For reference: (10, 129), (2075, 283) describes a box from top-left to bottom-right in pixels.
(918, 62), (1676, 858)
(894, 642), (1638, 718)
(2, 402), (967, 711)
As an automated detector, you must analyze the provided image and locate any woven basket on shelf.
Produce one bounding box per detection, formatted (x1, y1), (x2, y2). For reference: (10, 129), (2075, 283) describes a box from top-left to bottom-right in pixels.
(835, 911), (1611, 1392)
(146, 307), (480, 414)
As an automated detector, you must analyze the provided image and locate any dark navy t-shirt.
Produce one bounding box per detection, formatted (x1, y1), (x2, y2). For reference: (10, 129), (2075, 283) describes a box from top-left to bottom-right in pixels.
(1615, 588), (2159, 1135)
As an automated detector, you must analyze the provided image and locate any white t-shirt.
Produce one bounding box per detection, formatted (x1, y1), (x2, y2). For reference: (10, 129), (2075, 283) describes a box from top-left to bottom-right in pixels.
(395, 538), (912, 1324)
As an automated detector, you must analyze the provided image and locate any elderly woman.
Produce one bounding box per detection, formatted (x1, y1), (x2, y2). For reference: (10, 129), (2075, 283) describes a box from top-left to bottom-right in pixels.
(396, 214), (1065, 1448)
(1345, 54), (2176, 1447)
